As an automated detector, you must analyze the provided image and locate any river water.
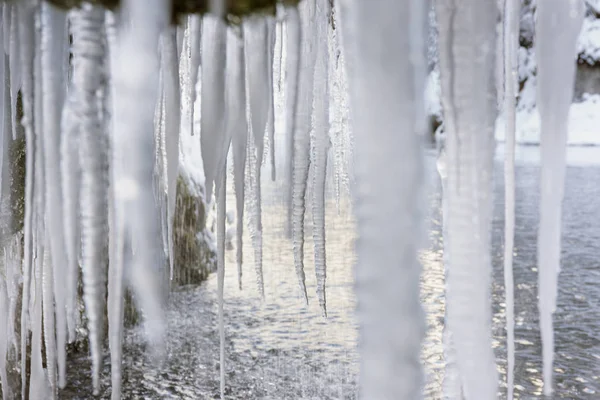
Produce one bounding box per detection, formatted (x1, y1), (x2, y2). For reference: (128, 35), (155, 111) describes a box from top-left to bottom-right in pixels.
(62, 145), (600, 399)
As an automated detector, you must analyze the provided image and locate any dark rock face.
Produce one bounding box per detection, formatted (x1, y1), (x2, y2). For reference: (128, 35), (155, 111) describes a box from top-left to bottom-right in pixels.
(172, 176), (216, 286)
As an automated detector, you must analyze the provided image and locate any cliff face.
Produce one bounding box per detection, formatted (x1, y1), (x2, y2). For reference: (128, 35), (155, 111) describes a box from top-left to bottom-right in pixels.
(428, 0), (600, 145)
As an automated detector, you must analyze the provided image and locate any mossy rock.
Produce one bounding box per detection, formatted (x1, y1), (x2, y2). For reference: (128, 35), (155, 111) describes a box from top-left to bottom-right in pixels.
(172, 175), (216, 286)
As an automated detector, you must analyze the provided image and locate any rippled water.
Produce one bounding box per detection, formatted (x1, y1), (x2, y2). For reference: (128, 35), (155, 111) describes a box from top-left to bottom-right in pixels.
(62, 146), (600, 399)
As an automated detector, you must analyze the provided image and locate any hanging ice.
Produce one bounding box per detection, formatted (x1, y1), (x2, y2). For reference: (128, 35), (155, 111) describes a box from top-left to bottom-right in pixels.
(226, 27), (248, 291)
(188, 15), (201, 137)
(535, 0), (584, 395)
(200, 15), (227, 203)
(112, 0), (168, 368)
(40, 3), (69, 386)
(436, 0), (499, 398)
(266, 17), (276, 182)
(69, 4), (109, 394)
(216, 166), (227, 400)
(292, 0), (317, 304)
(284, 5), (300, 238)
(159, 28), (181, 280)
(244, 16), (271, 297)
(503, 0), (519, 397)
(311, 0), (330, 316)
(17, 5), (37, 397)
(42, 237), (57, 396)
(341, 0), (427, 397)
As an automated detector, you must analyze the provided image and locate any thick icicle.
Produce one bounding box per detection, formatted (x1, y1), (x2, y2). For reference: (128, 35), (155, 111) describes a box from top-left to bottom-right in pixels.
(535, 0), (584, 395)
(267, 17), (276, 181)
(244, 16), (270, 297)
(200, 15), (227, 203)
(292, 0), (317, 304)
(160, 28), (181, 281)
(71, 5), (109, 395)
(341, 0), (428, 397)
(503, 0), (519, 397)
(284, 6), (300, 237)
(216, 165), (227, 400)
(113, 0), (168, 360)
(104, 11), (128, 400)
(9, 8), (20, 142)
(40, 3), (69, 386)
(227, 27), (247, 291)
(311, 0), (330, 316)
(42, 237), (57, 397)
(435, 0), (499, 398)
(188, 15), (201, 137)
(17, 5), (37, 397)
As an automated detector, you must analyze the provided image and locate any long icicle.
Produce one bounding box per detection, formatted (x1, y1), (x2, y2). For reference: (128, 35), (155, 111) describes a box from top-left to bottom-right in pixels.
(40, 3), (69, 386)
(284, 5), (301, 238)
(74, 4), (109, 395)
(113, 0), (168, 362)
(17, 4), (36, 397)
(435, 0), (499, 397)
(188, 15), (201, 137)
(9, 7), (20, 142)
(535, 0), (584, 395)
(340, 0), (428, 397)
(230, 27), (248, 291)
(200, 15), (227, 203)
(216, 164), (227, 400)
(160, 27), (181, 281)
(61, 50), (83, 347)
(104, 10), (127, 400)
(267, 17), (276, 182)
(244, 16), (270, 297)
(503, 0), (519, 397)
(311, 0), (330, 317)
(292, 0), (317, 304)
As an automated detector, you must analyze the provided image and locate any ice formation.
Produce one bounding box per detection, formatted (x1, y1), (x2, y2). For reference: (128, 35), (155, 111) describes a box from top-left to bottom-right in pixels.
(0, 1), (589, 399)
(436, 0), (499, 398)
(503, 0), (519, 397)
(535, 0), (584, 395)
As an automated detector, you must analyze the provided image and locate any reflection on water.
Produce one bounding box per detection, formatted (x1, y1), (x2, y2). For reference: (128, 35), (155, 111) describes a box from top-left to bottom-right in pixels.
(64, 146), (600, 398)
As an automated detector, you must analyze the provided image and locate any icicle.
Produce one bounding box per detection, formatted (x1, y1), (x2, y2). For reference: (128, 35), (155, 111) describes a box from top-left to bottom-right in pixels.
(42, 237), (57, 397)
(18, 4), (37, 397)
(103, 10), (128, 400)
(284, 6), (301, 238)
(188, 15), (201, 137)
(200, 15), (227, 203)
(227, 27), (247, 291)
(267, 17), (277, 181)
(535, 0), (584, 396)
(113, 0), (168, 361)
(227, 29), (248, 290)
(216, 165), (227, 400)
(40, 3), (69, 386)
(311, 0), (330, 317)
(291, 0), (317, 304)
(9, 7), (20, 142)
(160, 28), (181, 281)
(503, 0), (519, 397)
(244, 16), (270, 297)
(69, 5), (109, 394)
(341, 0), (428, 398)
(435, 0), (499, 398)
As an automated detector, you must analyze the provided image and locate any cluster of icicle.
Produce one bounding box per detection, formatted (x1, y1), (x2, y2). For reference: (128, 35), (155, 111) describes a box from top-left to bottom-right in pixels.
(435, 0), (585, 398)
(0, 0), (357, 398)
